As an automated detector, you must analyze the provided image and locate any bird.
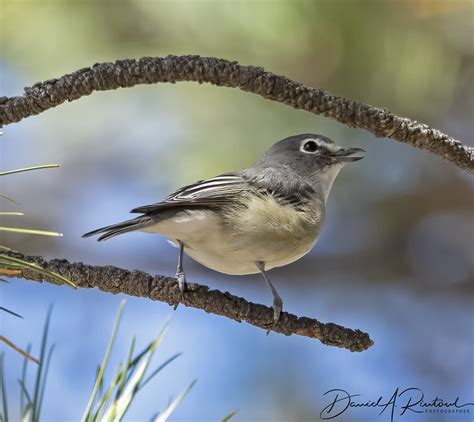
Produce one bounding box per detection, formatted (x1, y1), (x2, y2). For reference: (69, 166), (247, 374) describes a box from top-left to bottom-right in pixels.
(82, 133), (364, 325)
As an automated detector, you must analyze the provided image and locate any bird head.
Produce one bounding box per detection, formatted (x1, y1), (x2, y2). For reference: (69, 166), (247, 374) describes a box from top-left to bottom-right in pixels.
(256, 133), (365, 200)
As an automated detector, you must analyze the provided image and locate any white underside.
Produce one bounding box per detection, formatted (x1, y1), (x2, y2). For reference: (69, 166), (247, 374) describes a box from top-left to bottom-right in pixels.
(138, 162), (342, 275)
(141, 207), (322, 275)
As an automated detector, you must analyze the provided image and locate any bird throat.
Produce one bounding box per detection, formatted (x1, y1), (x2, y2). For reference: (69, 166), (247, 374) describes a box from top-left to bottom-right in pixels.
(317, 163), (344, 202)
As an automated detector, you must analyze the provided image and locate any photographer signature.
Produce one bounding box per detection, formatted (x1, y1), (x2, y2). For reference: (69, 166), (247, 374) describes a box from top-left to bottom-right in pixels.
(320, 388), (473, 422)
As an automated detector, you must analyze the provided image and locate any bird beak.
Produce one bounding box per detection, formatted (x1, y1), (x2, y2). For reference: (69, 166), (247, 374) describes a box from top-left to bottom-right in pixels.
(330, 147), (365, 163)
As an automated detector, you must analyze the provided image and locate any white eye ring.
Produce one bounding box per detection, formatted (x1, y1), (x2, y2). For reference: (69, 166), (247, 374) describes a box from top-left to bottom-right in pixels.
(300, 139), (319, 154)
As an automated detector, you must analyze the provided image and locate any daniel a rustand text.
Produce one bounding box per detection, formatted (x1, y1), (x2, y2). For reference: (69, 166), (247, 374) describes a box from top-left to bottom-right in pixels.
(319, 387), (473, 421)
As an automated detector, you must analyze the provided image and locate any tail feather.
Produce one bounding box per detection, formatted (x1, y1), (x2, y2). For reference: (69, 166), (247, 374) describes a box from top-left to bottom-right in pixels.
(82, 217), (151, 242)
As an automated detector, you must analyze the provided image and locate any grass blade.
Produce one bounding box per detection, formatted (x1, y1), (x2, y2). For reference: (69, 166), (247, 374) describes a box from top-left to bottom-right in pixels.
(154, 380), (197, 422)
(0, 246), (18, 253)
(94, 365), (104, 400)
(21, 404), (33, 422)
(36, 345), (54, 421)
(123, 318), (171, 383)
(0, 307), (23, 319)
(0, 354), (8, 422)
(0, 336), (39, 364)
(31, 307), (53, 421)
(79, 309), (186, 421)
(17, 379), (33, 412)
(0, 227), (62, 237)
(81, 300), (126, 422)
(92, 362), (124, 422)
(0, 255), (76, 288)
(140, 353), (182, 389)
(222, 410), (239, 422)
(0, 194), (19, 205)
(0, 165), (60, 176)
(103, 322), (171, 421)
(103, 339), (159, 420)
(116, 336), (136, 399)
(19, 344), (32, 414)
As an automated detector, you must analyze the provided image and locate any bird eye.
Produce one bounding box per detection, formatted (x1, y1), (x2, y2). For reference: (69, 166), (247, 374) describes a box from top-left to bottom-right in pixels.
(302, 140), (318, 153)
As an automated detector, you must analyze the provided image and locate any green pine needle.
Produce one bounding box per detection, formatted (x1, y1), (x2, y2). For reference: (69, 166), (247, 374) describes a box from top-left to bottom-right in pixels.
(0, 194), (19, 205)
(82, 300), (126, 422)
(0, 165), (60, 177)
(82, 305), (190, 422)
(154, 380), (197, 422)
(0, 227), (62, 237)
(222, 410), (239, 422)
(0, 354), (9, 422)
(0, 307), (23, 319)
(0, 255), (76, 288)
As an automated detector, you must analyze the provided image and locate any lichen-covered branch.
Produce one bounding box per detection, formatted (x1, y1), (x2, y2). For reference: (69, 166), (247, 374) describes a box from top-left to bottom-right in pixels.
(2, 252), (373, 352)
(0, 55), (472, 172)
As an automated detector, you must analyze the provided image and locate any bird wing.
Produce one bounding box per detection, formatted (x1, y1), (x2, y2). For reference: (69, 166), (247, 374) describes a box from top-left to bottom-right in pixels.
(82, 173), (250, 241)
(131, 166), (316, 215)
(130, 172), (250, 214)
(82, 168), (316, 242)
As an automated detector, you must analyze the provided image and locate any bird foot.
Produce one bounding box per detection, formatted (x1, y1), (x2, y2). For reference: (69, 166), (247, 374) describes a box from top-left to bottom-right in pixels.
(173, 271), (187, 310)
(266, 297), (283, 334)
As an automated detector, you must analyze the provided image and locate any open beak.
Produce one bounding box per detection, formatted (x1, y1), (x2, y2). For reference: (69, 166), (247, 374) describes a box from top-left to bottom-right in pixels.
(330, 147), (365, 163)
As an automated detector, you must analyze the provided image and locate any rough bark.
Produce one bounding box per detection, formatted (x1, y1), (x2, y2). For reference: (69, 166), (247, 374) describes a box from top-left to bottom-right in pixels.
(0, 55), (471, 172)
(3, 252), (373, 352)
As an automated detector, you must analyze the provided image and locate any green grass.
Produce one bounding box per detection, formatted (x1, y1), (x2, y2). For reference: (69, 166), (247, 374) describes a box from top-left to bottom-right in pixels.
(0, 228), (62, 237)
(0, 255), (76, 288)
(0, 157), (73, 289)
(0, 132), (237, 421)
(82, 300), (195, 421)
(0, 302), (197, 422)
(0, 308), (54, 422)
(0, 164), (60, 177)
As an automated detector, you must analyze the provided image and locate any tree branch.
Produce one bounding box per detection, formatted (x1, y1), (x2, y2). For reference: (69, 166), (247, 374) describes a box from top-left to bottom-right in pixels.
(0, 55), (472, 172)
(2, 252), (373, 352)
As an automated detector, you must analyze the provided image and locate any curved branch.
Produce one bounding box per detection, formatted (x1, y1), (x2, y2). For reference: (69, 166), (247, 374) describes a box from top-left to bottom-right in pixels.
(0, 55), (472, 172)
(2, 252), (373, 352)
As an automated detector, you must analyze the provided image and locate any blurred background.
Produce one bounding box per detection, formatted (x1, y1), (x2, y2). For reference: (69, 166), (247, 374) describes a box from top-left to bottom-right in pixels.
(1, 0), (473, 420)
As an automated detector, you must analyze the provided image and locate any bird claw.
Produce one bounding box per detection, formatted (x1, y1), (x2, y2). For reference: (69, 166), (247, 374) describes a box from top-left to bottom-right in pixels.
(173, 271), (187, 310)
(267, 298), (283, 334)
(273, 297), (283, 323)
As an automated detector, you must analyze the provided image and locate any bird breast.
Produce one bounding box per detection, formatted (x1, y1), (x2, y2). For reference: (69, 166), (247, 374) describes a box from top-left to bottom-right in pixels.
(144, 195), (325, 275)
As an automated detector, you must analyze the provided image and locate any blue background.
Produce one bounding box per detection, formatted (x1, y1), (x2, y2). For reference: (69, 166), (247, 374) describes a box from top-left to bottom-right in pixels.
(1, 1), (473, 421)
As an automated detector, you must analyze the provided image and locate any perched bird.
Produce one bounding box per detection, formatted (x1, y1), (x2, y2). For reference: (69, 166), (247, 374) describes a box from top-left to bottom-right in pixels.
(83, 134), (364, 324)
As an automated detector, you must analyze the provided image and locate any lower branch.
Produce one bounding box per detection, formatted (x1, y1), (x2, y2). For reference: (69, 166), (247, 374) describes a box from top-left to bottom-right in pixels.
(3, 252), (373, 352)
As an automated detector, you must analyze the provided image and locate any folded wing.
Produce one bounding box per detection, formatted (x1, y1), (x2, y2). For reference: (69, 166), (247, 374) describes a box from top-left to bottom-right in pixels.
(82, 173), (249, 241)
(130, 173), (248, 214)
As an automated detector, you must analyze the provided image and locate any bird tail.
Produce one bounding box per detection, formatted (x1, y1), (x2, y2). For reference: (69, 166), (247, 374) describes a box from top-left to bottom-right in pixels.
(82, 216), (152, 241)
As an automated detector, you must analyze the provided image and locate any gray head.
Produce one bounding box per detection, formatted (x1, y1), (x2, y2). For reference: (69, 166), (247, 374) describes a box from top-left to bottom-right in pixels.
(256, 133), (364, 200)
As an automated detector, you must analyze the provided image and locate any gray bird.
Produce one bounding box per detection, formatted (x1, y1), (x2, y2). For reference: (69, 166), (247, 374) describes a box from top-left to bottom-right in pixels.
(83, 134), (364, 324)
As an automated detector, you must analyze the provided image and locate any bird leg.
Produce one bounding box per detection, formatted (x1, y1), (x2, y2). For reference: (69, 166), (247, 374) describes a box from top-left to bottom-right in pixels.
(174, 240), (187, 310)
(256, 261), (283, 327)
